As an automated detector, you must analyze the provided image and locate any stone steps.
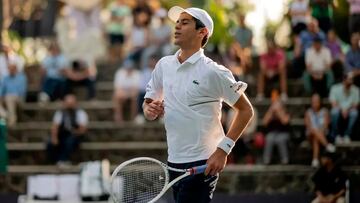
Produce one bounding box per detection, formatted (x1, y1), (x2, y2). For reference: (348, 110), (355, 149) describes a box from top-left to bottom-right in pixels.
(18, 98), (316, 122)
(7, 120), (305, 143)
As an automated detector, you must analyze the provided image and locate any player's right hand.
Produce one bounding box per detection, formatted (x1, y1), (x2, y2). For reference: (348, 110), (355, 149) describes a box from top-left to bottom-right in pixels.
(144, 100), (164, 120)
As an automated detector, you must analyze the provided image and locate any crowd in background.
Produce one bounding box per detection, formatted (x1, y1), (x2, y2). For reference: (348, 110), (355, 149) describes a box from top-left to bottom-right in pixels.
(0, 0), (359, 172)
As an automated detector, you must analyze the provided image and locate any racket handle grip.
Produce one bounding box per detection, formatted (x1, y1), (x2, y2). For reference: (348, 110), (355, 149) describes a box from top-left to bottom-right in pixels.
(190, 164), (208, 175)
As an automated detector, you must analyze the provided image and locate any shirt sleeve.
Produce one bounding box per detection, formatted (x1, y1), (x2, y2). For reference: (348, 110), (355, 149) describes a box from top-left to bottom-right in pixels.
(144, 59), (163, 100)
(329, 85), (337, 103)
(76, 110), (89, 126)
(214, 66), (247, 106)
(53, 111), (62, 125)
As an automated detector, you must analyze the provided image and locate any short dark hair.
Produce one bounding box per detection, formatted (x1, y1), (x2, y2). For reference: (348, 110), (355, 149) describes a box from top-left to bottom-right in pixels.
(193, 17), (209, 47)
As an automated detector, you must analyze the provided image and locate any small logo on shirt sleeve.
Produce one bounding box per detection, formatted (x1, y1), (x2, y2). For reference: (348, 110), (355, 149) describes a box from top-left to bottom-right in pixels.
(230, 82), (244, 93)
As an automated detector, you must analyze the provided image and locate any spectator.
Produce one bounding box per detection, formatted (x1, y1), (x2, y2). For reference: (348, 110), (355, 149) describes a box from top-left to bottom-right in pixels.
(305, 94), (336, 168)
(289, 0), (310, 35)
(0, 45), (25, 80)
(345, 32), (360, 87)
(125, 10), (151, 68)
(326, 30), (345, 83)
(224, 43), (244, 80)
(304, 36), (334, 97)
(64, 60), (96, 100)
(60, 2), (105, 63)
(233, 14), (253, 74)
(141, 8), (173, 68)
(0, 63), (27, 127)
(329, 73), (359, 143)
(38, 42), (68, 102)
(326, 30), (345, 62)
(310, 0), (333, 33)
(113, 60), (140, 123)
(106, 0), (131, 62)
(312, 151), (346, 203)
(348, 0), (360, 34)
(136, 54), (160, 124)
(256, 39), (287, 101)
(262, 91), (290, 165)
(47, 94), (88, 166)
(300, 19), (326, 53)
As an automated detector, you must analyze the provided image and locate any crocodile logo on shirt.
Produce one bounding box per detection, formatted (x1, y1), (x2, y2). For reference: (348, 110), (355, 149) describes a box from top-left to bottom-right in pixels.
(193, 80), (200, 85)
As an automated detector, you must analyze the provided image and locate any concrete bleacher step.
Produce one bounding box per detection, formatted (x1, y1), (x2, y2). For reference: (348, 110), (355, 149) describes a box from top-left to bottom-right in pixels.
(8, 143), (168, 165)
(8, 120), (304, 143)
(92, 79), (305, 100)
(18, 98), (315, 122)
(8, 121), (166, 142)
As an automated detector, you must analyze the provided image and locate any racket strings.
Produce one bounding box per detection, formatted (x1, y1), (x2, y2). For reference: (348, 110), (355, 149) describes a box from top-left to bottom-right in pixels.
(112, 160), (167, 203)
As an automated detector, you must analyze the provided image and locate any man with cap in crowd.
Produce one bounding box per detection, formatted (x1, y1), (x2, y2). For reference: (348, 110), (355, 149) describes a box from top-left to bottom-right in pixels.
(142, 6), (254, 202)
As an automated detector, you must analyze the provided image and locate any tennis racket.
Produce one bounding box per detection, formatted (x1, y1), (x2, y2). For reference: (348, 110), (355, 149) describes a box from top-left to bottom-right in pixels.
(110, 157), (207, 203)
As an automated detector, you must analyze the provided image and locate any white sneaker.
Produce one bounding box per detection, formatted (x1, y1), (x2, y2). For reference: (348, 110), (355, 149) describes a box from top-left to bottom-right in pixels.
(57, 161), (71, 169)
(326, 144), (336, 152)
(311, 159), (320, 168)
(38, 92), (50, 104)
(134, 114), (145, 124)
(280, 93), (288, 102)
(335, 136), (343, 145)
(255, 94), (264, 102)
(343, 136), (351, 144)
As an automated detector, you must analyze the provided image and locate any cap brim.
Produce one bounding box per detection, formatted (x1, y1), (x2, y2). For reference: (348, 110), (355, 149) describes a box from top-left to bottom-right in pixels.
(168, 6), (188, 22)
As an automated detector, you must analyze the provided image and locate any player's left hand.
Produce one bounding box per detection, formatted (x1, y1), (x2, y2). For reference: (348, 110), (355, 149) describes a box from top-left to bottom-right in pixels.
(205, 148), (227, 176)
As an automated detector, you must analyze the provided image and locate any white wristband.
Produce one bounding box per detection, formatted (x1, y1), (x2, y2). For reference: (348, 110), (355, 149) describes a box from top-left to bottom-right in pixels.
(217, 136), (235, 155)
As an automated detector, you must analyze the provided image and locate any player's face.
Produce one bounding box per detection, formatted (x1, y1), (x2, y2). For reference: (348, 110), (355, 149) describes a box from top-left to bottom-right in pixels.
(174, 13), (199, 48)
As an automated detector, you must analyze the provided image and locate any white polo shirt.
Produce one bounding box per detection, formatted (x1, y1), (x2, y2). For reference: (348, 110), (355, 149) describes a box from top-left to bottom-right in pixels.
(145, 49), (247, 163)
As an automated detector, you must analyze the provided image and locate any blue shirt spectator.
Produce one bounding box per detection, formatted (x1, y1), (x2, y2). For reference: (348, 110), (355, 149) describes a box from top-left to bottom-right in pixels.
(300, 30), (326, 53)
(42, 54), (68, 79)
(345, 49), (360, 73)
(0, 72), (27, 98)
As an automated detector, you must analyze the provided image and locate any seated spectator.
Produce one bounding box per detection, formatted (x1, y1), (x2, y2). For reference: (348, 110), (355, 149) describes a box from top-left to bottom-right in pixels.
(39, 42), (68, 102)
(304, 36), (334, 97)
(106, 0), (131, 62)
(233, 14), (253, 75)
(0, 44), (25, 80)
(141, 8), (172, 68)
(310, 0), (333, 33)
(312, 152), (346, 203)
(124, 10), (150, 68)
(47, 94), (88, 167)
(326, 30), (345, 83)
(113, 60), (140, 123)
(289, 0), (310, 35)
(300, 19), (326, 53)
(305, 94), (335, 168)
(329, 73), (359, 143)
(256, 39), (287, 101)
(348, 0), (360, 34)
(136, 54), (160, 124)
(64, 60), (96, 100)
(0, 63), (27, 127)
(345, 32), (360, 87)
(262, 91), (290, 165)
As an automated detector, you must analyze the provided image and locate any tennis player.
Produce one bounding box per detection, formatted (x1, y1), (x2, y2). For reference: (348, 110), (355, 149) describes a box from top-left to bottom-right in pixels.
(143, 6), (254, 202)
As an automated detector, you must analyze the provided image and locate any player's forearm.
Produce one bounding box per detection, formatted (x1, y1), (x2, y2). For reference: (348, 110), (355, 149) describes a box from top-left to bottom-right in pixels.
(226, 108), (253, 141)
(226, 96), (254, 142)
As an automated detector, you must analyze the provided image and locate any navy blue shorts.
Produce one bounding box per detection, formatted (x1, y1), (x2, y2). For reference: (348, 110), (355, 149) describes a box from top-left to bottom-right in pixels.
(168, 160), (219, 203)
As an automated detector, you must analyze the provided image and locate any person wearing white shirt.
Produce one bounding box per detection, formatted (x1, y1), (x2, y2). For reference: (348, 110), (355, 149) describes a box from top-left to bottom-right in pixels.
(113, 60), (140, 123)
(46, 94), (88, 166)
(289, 0), (310, 35)
(304, 36), (334, 97)
(143, 6), (254, 202)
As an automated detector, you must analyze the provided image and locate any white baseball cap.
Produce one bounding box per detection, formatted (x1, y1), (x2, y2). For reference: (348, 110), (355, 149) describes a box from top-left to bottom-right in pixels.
(168, 6), (214, 37)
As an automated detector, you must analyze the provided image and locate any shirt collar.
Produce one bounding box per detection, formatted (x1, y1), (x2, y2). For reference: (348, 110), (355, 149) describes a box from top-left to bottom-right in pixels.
(175, 48), (204, 65)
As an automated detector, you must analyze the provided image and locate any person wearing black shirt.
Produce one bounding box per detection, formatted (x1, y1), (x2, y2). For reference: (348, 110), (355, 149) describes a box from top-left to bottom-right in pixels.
(262, 92), (291, 164)
(312, 152), (346, 203)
